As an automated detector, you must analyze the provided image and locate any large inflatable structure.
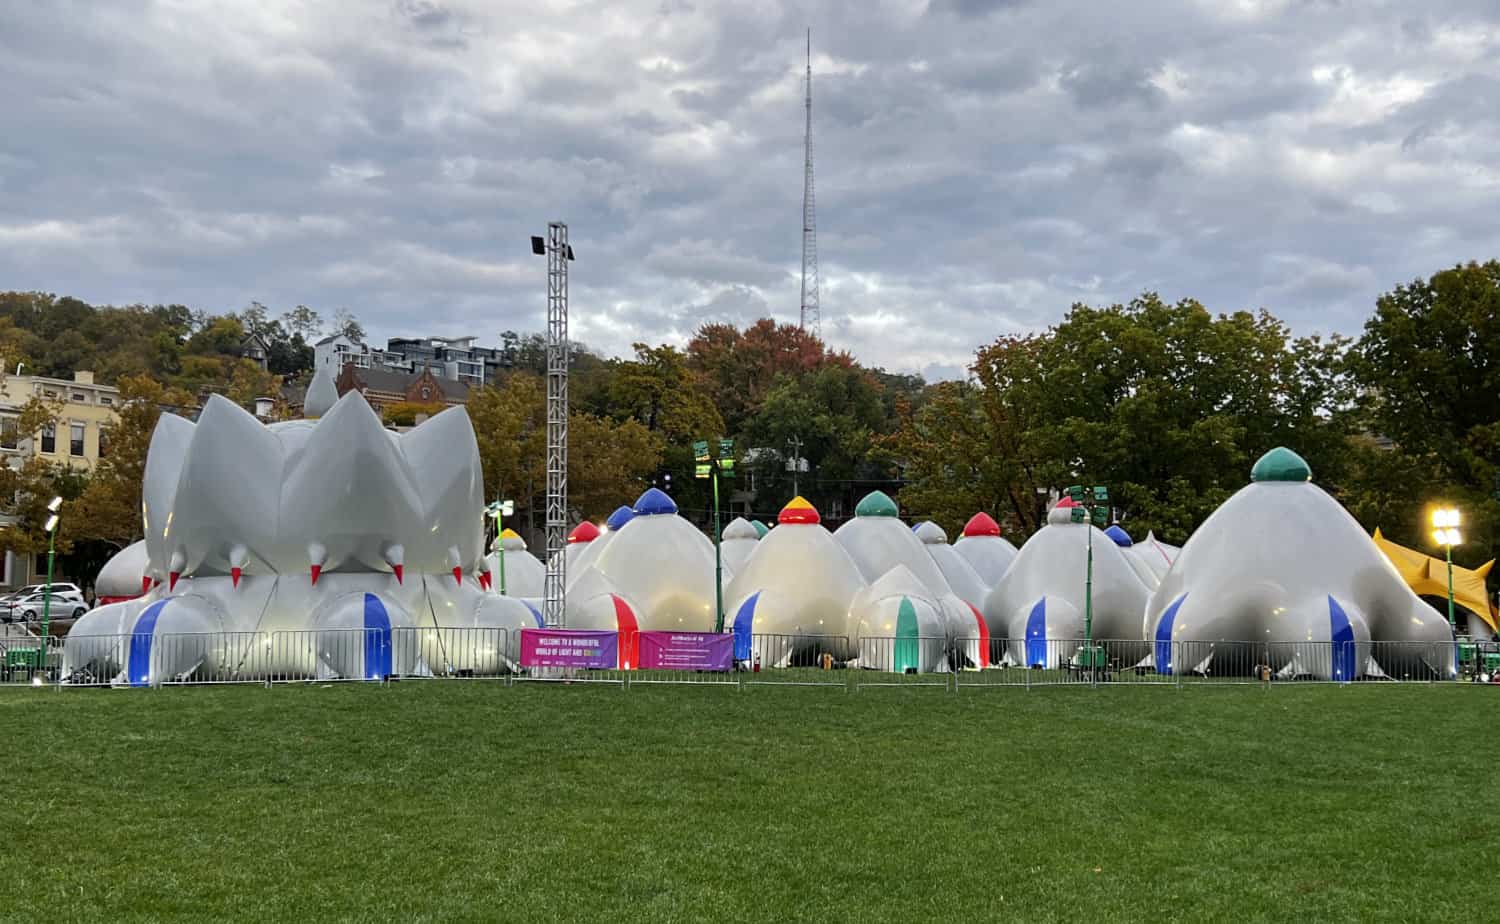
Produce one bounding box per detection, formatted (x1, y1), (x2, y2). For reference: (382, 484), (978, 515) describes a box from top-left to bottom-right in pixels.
(982, 497), (1153, 667)
(1144, 447), (1457, 680)
(68, 400), (1466, 686)
(65, 371), (538, 684)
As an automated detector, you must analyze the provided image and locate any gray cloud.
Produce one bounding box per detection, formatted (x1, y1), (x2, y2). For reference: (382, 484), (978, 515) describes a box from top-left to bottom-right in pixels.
(2, 0), (1499, 380)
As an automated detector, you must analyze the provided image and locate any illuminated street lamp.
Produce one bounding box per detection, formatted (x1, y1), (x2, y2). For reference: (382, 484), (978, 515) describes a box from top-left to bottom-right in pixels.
(37, 495), (62, 675)
(1431, 507), (1462, 639)
(485, 499), (515, 594)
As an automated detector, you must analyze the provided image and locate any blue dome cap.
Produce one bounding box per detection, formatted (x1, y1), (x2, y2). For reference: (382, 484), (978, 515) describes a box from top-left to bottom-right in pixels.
(1104, 524), (1133, 547)
(633, 487), (679, 516)
(606, 505), (637, 531)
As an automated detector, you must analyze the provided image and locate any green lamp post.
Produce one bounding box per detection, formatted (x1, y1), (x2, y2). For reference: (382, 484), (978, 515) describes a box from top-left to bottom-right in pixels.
(1431, 506), (1462, 673)
(36, 495), (62, 678)
(485, 498), (515, 594)
(694, 438), (736, 633)
(1065, 484), (1109, 673)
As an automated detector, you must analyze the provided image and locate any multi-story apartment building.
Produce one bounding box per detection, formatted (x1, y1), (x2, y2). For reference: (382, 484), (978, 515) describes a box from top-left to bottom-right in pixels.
(0, 371), (121, 587)
(314, 333), (510, 386)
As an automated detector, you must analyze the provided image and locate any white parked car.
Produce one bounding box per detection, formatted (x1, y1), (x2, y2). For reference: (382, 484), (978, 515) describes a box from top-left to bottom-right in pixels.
(0, 590), (87, 623)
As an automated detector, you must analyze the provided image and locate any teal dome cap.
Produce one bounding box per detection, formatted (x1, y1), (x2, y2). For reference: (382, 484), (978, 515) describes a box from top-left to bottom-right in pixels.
(1251, 447), (1312, 483)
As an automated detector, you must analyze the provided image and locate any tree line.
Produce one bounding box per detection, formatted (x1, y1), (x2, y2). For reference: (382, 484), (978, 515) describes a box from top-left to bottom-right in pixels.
(0, 259), (1495, 590)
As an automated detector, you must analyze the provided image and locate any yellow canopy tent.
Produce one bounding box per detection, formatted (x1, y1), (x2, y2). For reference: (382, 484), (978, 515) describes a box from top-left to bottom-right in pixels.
(1371, 528), (1497, 632)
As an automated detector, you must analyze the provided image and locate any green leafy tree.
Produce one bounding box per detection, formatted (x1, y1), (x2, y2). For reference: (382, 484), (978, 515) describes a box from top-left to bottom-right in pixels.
(1349, 261), (1500, 568)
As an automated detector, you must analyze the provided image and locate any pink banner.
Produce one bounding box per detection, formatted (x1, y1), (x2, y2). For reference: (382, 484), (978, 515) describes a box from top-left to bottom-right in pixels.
(520, 628), (618, 669)
(637, 631), (733, 671)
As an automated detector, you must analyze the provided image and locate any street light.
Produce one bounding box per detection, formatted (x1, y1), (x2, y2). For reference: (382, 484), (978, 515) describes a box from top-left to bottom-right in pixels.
(485, 499), (515, 594)
(695, 437), (737, 633)
(39, 496), (62, 664)
(1431, 506), (1462, 642)
(1066, 484), (1110, 675)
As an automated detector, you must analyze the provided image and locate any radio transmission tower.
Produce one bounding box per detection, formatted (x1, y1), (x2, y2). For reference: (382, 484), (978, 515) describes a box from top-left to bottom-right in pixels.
(799, 29), (820, 337)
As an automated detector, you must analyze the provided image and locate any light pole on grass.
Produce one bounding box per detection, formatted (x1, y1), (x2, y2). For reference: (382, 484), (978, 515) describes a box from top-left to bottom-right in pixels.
(1065, 484), (1109, 672)
(38, 495), (62, 672)
(1432, 506), (1462, 669)
(485, 498), (515, 594)
(695, 438), (736, 633)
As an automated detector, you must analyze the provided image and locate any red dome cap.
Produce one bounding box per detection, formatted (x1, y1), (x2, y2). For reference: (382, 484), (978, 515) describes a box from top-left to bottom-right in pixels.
(567, 521), (601, 544)
(1054, 496), (1078, 508)
(778, 496), (821, 525)
(962, 512), (1002, 538)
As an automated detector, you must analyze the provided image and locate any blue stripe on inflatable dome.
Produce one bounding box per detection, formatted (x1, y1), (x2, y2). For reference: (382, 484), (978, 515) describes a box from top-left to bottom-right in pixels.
(522, 601), (545, 628)
(1024, 598), (1047, 668)
(1155, 594), (1187, 676)
(733, 592), (760, 662)
(128, 599), (169, 687)
(1328, 595), (1355, 682)
(362, 593), (392, 681)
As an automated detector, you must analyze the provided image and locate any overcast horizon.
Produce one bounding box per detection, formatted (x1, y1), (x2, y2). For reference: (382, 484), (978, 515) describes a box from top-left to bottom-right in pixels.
(3, 0), (1498, 380)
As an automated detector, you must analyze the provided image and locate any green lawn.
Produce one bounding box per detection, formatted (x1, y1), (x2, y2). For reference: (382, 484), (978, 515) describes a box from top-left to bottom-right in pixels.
(2, 682), (1495, 922)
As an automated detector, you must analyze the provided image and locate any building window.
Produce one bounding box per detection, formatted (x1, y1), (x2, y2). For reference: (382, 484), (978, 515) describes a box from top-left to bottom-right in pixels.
(43, 389), (57, 398)
(70, 422), (85, 456)
(40, 425), (55, 454)
(99, 430), (109, 458)
(71, 392), (86, 403)
(100, 396), (113, 406)
(0, 418), (16, 450)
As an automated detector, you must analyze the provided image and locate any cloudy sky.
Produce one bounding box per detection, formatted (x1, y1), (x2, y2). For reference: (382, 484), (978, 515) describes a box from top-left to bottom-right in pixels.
(2, 1), (1498, 379)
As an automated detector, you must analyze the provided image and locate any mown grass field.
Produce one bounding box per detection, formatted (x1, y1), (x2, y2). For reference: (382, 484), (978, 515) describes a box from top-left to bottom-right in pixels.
(2, 681), (1495, 922)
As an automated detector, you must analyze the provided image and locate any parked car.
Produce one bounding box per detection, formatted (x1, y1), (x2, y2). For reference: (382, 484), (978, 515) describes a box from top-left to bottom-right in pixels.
(0, 591), (87, 623)
(9, 582), (83, 598)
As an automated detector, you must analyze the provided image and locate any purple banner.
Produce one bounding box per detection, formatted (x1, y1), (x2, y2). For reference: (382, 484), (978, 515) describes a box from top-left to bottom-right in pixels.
(638, 631), (733, 672)
(520, 628), (618, 669)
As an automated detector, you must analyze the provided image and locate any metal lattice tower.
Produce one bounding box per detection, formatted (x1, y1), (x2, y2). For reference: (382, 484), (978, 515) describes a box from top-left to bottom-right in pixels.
(544, 222), (569, 626)
(799, 29), (820, 337)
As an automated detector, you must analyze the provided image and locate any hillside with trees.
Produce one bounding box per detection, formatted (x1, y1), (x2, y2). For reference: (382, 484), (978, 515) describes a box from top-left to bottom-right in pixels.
(2, 258), (1498, 592)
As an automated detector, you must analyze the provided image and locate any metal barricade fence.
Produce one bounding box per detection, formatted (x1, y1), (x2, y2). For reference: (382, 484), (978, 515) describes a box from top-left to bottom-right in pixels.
(1, 632), (65, 685)
(852, 636), (952, 689)
(390, 626), (514, 680)
(8, 626), (1483, 691)
(627, 631), (739, 689)
(740, 634), (850, 688)
(152, 632), (268, 685)
(957, 638), (1113, 690)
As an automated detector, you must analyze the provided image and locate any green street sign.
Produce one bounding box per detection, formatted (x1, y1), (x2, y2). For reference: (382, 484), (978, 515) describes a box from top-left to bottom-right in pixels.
(692, 440), (710, 462)
(1066, 484), (1084, 501)
(1070, 507), (1087, 524)
(1091, 509), (1107, 527)
(719, 438), (734, 457)
(1093, 486), (1109, 503)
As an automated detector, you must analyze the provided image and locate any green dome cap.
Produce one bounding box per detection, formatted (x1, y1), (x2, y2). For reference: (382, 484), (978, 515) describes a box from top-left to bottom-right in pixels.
(856, 490), (900, 517)
(1251, 447), (1312, 483)
(751, 520), (770, 538)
